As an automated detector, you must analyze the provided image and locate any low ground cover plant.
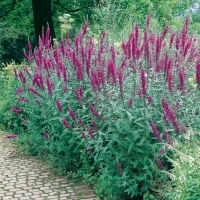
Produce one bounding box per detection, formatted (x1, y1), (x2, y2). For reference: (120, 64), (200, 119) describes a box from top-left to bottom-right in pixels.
(162, 129), (200, 199)
(11, 15), (200, 199)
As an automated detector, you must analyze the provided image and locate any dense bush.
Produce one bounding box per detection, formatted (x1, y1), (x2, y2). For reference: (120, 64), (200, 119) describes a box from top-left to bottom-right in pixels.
(11, 15), (200, 199)
(0, 22), (29, 65)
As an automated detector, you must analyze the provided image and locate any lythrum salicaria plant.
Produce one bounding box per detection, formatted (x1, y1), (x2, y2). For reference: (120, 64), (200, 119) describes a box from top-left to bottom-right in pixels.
(12, 15), (200, 199)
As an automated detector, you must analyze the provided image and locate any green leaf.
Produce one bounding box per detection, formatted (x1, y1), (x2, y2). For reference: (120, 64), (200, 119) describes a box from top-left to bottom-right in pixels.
(128, 143), (134, 154)
(138, 137), (146, 146)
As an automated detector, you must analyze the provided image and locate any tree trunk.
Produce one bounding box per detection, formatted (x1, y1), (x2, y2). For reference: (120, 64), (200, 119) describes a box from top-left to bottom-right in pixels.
(32, 0), (55, 45)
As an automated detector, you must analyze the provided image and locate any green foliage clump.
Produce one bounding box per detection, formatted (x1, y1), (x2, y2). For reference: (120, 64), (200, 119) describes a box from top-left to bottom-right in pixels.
(0, 23), (28, 64)
(0, 62), (20, 130)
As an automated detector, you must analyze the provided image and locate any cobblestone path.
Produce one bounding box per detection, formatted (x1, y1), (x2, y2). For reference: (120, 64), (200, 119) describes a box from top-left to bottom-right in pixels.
(0, 131), (99, 200)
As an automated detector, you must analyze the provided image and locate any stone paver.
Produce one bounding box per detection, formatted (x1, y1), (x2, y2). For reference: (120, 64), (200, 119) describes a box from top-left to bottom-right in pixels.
(0, 131), (99, 200)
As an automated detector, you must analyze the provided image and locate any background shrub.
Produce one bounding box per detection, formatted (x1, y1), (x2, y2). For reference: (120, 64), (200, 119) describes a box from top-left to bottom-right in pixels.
(0, 62), (22, 131)
(0, 22), (29, 65)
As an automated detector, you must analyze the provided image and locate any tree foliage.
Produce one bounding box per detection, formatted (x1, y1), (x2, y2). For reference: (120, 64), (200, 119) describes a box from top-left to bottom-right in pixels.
(0, 0), (200, 64)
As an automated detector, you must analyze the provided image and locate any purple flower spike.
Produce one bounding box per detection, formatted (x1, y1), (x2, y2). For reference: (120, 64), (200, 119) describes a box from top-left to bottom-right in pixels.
(151, 121), (162, 142)
(56, 100), (63, 112)
(28, 87), (44, 98)
(6, 134), (17, 139)
(196, 62), (200, 85)
(88, 129), (94, 139)
(163, 130), (173, 145)
(62, 118), (72, 129)
(116, 161), (123, 175)
(128, 98), (133, 107)
(43, 132), (49, 139)
(159, 148), (165, 155)
(140, 69), (146, 96)
(89, 104), (105, 122)
(16, 88), (23, 94)
(12, 107), (23, 115)
(147, 96), (153, 104)
(155, 158), (165, 169)
(62, 86), (67, 93)
(81, 132), (86, 139)
(167, 72), (173, 91)
(18, 98), (30, 102)
(78, 118), (85, 128)
(92, 120), (98, 131)
(87, 147), (92, 154)
(14, 67), (18, 78)
(68, 108), (76, 121)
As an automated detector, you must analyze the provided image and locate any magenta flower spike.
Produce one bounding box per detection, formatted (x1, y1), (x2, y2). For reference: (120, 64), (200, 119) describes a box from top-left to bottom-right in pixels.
(23, 66), (31, 76)
(18, 98), (30, 102)
(155, 158), (165, 169)
(18, 71), (26, 84)
(43, 132), (49, 139)
(167, 72), (173, 91)
(176, 36), (180, 50)
(163, 130), (173, 145)
(116, 161), (123, 175)
(147, 96), (153, 105)
(28, 41), (32, 55)
(140, 69), (146, 96)
(28, 87), (44, 98)
(146, 14), (151, 28)
(81, 132), (86, 139)
(82, 21), (88, 37)
(16, 88), (23, 94)
(14, 67), (18, 78)
(134, 24), (139, 43)
(45, 26), (50, 45)
(79, 87), (84, 98)
(178, 68), (185, 89)
(78, 118), (85, 128)
(159, 148), (165, 155)
(161, 24), (170, 39)
(169, 31), (176, 49)
(62, 66), (68, 83)
(68, 108), (76, 121)
(56, 100), (63, 112)
(151, 121), (162, 142)
(35, 99), (41, 106)
(88, 129), (94, 139)
(92, 120), (98, 131)
(196, 62), (200, 85)
(11, 107), (23, 115)
(62, 118), (72, 129)
(128, 98), (133, 107)
(184, 39), (192, 57)
(6, 134), (17, 139)
(24, 52), (30, 62)
(162, 99), (180, 132)
(89, 104), (105, 122)
(62, 86), (67, 93)
(46, 77), (52, 95)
